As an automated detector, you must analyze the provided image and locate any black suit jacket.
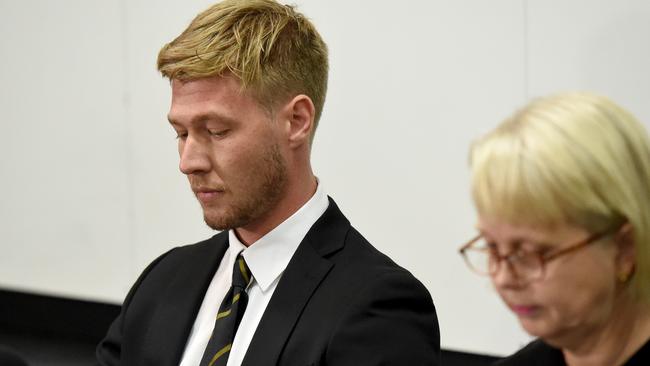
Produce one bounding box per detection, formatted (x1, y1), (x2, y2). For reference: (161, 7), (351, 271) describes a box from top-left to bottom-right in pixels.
(0, 346), (28, 366)
(97, 198), (440, 365)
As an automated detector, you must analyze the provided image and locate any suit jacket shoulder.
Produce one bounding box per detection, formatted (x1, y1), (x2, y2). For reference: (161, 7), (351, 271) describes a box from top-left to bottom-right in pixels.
(97, 233), (230, 365)
(244, 199), (440, 365)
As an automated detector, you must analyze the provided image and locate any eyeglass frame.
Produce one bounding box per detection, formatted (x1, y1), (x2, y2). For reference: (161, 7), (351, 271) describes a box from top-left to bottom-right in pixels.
(458, 226), (619, 280)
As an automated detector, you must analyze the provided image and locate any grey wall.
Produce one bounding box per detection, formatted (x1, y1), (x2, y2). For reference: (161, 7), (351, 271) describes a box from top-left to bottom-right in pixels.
(1, 0), (649, 356)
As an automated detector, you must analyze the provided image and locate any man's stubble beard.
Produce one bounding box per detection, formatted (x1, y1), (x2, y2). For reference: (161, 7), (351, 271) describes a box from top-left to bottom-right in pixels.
(203, 143), (288, 231)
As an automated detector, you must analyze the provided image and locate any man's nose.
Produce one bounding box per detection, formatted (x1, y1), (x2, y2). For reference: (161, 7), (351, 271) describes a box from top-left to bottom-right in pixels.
(179, 136), (211, 175)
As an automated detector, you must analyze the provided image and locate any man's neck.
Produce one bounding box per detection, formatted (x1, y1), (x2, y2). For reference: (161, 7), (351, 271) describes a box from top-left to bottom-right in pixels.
(235, 174), (318, 246)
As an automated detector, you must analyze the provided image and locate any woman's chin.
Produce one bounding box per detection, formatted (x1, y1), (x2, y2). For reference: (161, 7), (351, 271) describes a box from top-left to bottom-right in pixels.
(518, 315), (550, 339)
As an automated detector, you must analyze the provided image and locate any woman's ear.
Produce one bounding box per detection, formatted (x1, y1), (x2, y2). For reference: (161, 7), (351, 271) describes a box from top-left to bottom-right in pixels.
(284, 94), (315, 149)
(615, 222), (636, 282)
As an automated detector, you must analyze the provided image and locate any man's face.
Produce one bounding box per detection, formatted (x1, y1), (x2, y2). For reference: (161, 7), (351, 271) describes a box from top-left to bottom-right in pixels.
(167, 76), (288, 231)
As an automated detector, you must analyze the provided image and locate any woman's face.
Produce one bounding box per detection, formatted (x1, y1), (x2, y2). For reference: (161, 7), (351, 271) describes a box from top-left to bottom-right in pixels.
(479, 218), (622, 346)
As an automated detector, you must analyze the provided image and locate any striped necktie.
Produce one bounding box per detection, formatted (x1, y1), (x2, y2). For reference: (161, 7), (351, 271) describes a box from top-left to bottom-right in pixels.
(199, 254), (252, 366)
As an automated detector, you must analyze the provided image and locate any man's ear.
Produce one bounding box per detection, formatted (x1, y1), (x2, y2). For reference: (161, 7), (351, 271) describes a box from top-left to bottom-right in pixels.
(615, 222), (636, 281)
(283, 94), (315, 149)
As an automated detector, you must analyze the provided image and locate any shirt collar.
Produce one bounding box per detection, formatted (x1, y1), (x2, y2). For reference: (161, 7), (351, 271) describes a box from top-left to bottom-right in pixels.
(228, 179), (329, 292)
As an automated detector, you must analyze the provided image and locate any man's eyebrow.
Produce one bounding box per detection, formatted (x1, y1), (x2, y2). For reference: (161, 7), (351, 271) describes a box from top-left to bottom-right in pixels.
(167, 112), (236, 126)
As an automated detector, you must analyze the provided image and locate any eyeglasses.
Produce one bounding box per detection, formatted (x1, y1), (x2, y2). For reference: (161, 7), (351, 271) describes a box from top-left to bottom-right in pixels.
(458, 228), (616, 281)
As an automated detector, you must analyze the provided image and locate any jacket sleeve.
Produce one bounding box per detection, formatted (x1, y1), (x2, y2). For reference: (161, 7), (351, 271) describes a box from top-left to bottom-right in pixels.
(325, 269), (441, 366)
(95, 248), (176, 366)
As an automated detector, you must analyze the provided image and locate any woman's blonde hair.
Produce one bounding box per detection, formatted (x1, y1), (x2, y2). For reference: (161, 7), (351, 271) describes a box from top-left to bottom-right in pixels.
(157, 0), (328, 127)
(470, 92), (650, 301)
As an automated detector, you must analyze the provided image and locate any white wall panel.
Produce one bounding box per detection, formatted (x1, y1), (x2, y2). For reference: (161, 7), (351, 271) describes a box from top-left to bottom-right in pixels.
(0, 0), (131, 302)
(527, 0), (650, 123)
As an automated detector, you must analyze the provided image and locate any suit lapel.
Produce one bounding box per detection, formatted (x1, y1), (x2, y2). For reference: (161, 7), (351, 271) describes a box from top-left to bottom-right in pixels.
(242, 198), (350, 366)
(143, 233), (229, 365)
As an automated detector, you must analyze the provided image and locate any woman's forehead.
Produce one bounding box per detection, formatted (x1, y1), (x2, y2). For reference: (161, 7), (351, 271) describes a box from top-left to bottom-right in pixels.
(477, 217), (588, 244)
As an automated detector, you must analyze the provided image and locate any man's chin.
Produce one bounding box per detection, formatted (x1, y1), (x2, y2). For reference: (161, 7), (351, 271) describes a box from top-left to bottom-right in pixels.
(203, 210), (250, 231)
(203, 215), (230, 231)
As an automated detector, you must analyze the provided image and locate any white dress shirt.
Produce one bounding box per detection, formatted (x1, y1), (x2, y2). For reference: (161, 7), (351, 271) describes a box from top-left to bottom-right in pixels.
(179, 181), (329, 366)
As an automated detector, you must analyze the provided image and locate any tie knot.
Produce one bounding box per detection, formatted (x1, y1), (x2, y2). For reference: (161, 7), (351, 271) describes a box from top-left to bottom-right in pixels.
(232, 254), (251, 290)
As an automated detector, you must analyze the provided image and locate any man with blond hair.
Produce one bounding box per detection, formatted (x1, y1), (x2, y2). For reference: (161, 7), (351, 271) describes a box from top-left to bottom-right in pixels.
(97, 1), (440, 365)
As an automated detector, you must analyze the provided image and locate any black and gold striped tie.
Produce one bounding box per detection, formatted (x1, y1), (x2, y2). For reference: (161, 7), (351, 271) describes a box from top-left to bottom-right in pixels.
(199, 254), (252, 366)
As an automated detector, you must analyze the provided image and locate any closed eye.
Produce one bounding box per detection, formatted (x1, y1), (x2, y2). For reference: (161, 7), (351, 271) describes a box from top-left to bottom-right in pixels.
(511, 248), (531, 260)
(168, 120), (187, 140)
(521, 242), (552, 256)
(209, 129), (230, 138)
(479, 239), (497, 252)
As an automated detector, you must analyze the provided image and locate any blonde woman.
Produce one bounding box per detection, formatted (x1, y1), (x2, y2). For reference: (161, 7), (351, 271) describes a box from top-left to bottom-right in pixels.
(460, 93), (650, 365)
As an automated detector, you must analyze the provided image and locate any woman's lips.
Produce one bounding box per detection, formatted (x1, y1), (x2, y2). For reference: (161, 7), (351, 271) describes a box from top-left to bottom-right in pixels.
(510, 304), (540, 317)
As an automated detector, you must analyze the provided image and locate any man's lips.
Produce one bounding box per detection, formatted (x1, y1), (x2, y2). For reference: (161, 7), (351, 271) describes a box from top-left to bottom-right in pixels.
(193, 188), (225, 203)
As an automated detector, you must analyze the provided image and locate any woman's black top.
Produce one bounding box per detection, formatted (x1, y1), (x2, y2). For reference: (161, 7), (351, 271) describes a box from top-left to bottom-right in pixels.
(493, 338), (650, 365)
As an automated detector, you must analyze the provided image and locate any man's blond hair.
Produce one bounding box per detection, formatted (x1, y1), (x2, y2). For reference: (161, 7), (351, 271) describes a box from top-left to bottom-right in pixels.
(158, 0), (328, 129)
